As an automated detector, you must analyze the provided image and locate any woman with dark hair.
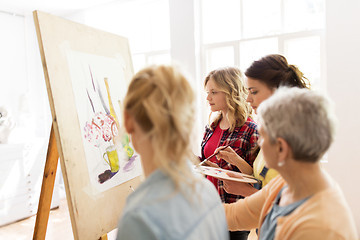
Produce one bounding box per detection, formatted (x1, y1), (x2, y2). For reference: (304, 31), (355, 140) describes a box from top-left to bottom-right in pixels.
(216, 54), (310, 197)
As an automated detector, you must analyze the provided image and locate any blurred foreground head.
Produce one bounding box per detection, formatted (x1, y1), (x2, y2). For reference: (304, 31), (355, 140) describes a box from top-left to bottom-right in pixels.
(123, 65), (195, 186)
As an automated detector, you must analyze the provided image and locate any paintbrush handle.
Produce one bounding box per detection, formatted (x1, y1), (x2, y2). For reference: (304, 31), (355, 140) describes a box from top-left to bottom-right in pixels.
(198, 145), (230, 166)
(198, 152), (218, 166)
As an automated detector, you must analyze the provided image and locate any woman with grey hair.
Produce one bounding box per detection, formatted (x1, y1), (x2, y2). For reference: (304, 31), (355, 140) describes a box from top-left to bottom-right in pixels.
(224, 87), (358, 240)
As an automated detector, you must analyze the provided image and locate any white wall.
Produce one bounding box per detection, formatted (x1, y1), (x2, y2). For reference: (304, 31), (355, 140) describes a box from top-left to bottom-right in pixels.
(325, 0), (360, 233)
(0, 13), (27, 125)
(0, 11), (58, 226)
(0, 11), (51, 144)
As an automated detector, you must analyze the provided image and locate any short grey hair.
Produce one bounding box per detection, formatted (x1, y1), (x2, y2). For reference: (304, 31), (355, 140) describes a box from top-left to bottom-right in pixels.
(257, 87), (337, 162)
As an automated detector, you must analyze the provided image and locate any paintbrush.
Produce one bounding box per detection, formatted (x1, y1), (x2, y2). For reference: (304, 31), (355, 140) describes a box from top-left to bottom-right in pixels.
(198, 145), (230, 166)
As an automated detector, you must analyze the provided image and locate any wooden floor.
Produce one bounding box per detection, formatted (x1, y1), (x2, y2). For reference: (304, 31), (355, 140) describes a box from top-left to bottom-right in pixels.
(0, 196), (256, 240)
(0, 197), (117, 240)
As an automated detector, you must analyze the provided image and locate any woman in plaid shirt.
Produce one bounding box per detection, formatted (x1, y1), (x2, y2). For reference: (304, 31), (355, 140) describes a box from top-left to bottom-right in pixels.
(201, 66), (259, 240)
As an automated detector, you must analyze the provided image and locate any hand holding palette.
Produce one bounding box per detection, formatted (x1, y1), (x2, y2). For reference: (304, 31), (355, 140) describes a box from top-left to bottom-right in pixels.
(195, 166), (258, 183)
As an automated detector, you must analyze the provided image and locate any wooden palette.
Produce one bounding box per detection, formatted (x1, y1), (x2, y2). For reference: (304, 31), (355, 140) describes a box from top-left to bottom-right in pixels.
(195, 166), (258, 183)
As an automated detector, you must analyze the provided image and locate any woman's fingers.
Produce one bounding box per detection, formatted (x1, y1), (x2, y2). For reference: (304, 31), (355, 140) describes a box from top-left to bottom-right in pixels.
(216, 148), (236, 163)
(223, 179), (242, 194)
(223, 178), (255, 196)
(214, 145), (229, 154)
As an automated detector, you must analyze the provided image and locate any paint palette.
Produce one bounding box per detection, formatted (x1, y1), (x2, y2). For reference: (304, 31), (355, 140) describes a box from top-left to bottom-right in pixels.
(195, 166), (258, 183)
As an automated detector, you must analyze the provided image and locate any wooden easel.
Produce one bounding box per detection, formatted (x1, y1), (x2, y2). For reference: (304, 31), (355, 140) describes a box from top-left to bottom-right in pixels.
(32, 11), (140, 239)
(32, 125), (108, 240)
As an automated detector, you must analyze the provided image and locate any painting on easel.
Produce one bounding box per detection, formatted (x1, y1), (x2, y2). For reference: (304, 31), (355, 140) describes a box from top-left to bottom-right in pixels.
(66, 50), (141, 193)
(33, 10), (142, 240)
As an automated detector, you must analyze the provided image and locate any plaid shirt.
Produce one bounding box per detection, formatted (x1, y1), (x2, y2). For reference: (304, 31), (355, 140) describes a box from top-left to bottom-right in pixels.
(201, 117), (259, 203)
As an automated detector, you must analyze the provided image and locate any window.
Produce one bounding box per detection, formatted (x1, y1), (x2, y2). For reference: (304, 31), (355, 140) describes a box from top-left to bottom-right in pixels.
(284, 36), (322, 87)
(239, 38), (278, 71)
(201, 0), (241, 44)
(200, 0), (325, 89)
(242, 0), (281, 38)
(205, 46), (235, 74)
(283, 0), (325, 33)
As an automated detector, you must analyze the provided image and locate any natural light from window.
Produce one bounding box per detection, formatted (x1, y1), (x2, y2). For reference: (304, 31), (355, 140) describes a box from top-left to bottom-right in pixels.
(200, 0), (325, 90)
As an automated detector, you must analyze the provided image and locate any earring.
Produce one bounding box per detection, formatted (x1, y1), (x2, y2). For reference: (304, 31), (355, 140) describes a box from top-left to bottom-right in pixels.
(278, 161), (285, 167)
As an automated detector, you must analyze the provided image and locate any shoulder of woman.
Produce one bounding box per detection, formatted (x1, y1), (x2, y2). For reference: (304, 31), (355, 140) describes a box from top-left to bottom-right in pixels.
(234, 119), (258, 133)
(246, 117), (258, 127)
(262, 175), (285, 193)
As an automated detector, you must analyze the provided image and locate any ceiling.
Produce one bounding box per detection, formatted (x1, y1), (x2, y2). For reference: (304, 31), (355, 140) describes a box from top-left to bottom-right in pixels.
(0, 0), (118, 16)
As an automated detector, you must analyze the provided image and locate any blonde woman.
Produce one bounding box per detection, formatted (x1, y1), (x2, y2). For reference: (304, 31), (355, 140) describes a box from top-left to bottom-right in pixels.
(116, 65), (229, 240)
(201, 67), (258, 240)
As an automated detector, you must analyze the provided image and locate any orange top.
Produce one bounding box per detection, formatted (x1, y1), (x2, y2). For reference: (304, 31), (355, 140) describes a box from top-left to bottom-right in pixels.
(224, 175), (358, 240)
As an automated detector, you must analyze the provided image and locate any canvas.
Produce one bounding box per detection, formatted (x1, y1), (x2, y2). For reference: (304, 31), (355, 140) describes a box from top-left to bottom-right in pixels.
(33, 10), (142, 240)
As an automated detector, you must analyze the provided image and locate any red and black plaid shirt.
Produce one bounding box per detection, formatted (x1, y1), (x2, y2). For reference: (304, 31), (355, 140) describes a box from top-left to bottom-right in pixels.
(201, 117), (259, 203)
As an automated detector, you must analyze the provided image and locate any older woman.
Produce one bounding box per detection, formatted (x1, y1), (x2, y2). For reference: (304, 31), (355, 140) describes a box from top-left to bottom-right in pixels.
(224, 87), (358, 240)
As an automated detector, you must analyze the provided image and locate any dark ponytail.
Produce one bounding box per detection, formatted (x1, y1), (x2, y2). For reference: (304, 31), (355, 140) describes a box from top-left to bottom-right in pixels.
(245, 54), (310, 89)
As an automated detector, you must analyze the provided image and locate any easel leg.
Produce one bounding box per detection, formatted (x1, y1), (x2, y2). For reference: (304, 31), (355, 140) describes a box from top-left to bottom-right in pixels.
(33, 125), (59, 239)
(99, 234), (108, 240)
